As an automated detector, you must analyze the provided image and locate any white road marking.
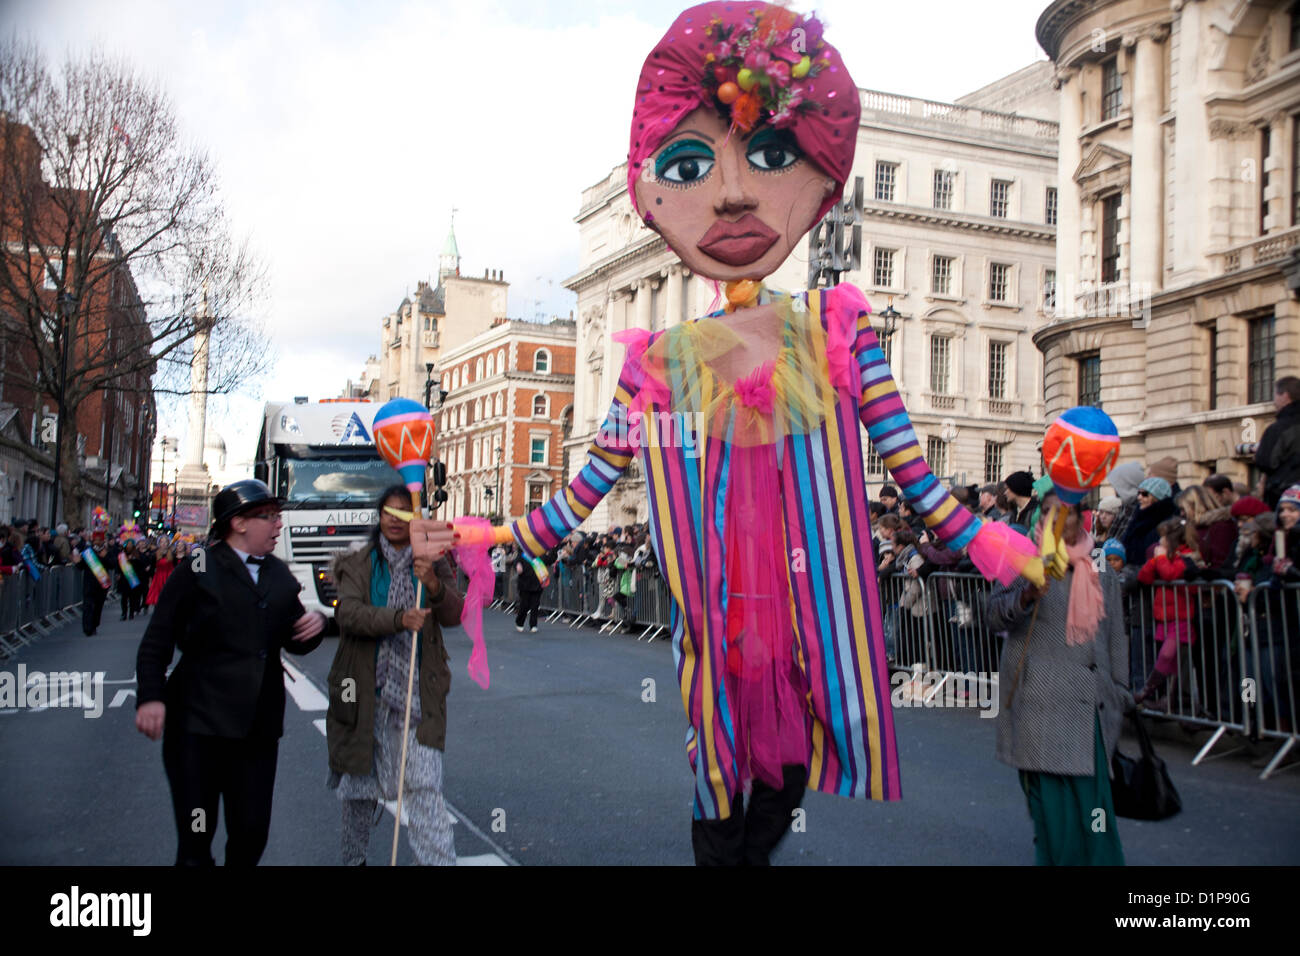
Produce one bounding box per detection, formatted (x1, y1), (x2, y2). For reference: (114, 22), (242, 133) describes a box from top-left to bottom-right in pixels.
(308, 699), (514, 864)
(281, 658), (328, 711)
(110, 689), (136, 708)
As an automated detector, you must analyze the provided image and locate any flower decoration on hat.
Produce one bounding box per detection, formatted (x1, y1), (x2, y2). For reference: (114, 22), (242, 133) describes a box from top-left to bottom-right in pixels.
(703, 6), (830, 133)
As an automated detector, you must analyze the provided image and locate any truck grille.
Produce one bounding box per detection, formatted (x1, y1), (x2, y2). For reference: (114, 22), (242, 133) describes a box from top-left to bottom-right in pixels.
(287, 525), (370, 563)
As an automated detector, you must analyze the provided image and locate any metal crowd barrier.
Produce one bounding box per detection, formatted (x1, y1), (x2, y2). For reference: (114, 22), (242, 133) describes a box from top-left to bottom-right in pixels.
(877, 569), (1297, 779)
(0, 565), (83, 658)
(1246, 583), (1299, 779)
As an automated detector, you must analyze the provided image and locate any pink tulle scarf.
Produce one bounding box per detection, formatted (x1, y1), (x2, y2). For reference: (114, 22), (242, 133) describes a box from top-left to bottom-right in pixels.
(1064, 532), (1104, 646)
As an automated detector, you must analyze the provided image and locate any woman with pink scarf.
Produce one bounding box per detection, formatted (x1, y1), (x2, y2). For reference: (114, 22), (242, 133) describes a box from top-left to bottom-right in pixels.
(988, 503), (1133, 865)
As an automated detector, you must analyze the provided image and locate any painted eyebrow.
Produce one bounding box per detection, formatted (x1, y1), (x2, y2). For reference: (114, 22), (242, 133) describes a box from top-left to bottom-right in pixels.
(660, 128), (716, 147)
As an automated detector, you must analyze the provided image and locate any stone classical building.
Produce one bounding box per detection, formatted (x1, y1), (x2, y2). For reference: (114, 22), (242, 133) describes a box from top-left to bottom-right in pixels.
(564, 66), (1060, 530)
(1034, 0), (1300, 483)
(372, 219), (510, 404)
(434, 318), (575, 524)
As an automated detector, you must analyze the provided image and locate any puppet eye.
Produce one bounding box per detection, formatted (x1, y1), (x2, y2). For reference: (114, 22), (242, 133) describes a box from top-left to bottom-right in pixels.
(655, 139), (715, 183)
(746, 129), (801, 171)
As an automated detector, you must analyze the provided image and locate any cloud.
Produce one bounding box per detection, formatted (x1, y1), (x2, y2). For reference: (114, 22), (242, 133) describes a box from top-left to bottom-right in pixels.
(12, 0), (1050, 472)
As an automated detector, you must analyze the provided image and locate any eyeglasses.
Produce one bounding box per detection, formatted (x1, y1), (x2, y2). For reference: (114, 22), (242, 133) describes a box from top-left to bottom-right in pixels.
(244, 512), (282, 522)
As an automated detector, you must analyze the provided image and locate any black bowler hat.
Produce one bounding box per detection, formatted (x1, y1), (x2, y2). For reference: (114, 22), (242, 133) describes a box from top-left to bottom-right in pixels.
(212, 479), (283, 529)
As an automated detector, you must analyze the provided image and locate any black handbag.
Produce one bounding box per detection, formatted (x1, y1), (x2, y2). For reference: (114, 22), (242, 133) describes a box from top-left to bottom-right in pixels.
(1110, 712), (1182, 820)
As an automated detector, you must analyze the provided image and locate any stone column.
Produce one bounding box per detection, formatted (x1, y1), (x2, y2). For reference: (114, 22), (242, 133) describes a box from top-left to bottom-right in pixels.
(663, 265), (682, 329)
(1055, 67), (1082, 312)
(1172, 0), (1209, 279)
(1129, 32), (1164, 291)
(634, 276), (655, 331)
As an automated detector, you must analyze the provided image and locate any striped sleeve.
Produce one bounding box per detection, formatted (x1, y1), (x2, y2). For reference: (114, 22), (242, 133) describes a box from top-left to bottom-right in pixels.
(849, 299), (982, 551)
(507, 359), (639, 558)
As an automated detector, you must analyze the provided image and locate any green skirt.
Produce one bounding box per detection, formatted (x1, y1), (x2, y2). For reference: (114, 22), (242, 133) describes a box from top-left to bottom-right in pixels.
(1018, 715), (1126, 866)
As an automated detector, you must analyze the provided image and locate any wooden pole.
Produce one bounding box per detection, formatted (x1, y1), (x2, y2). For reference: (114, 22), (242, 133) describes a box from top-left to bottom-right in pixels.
(390, 488), (423, 866)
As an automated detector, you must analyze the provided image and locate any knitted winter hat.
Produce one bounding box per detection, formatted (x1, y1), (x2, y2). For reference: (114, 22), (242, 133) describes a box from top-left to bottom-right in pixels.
(1280, 485), (1300, 511)
(1102, 538), (1126, 560)
(1230, 496), (1270, 518)
(1138, 476), (1171, 501)
(1096, 495), (1123, 515)
(1146, 456), (1179, 483)
(1005, 470), (1034, 498)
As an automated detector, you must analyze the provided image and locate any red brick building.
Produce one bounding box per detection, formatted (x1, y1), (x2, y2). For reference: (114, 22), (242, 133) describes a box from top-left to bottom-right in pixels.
(0, 117), (154, 526)
(435, 317), (576, 524)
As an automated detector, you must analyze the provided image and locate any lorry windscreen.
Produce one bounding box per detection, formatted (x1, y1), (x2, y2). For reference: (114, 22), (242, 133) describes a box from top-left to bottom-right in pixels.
(279, 457), (404, 506)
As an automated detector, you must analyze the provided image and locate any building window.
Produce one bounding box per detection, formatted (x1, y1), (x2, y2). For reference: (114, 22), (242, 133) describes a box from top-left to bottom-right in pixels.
(498, 348), (506, 372)
(494, 392), (503, 417)
(1291, 1), (1299, 52)
(1260, 125), (1271, 235)
(990, 179), (1011, 218)
(989, 262), (1010, 302)
(926, 436), (948, 479)
(1293, 112), (1300, 226)
(1248, 313), (1276, 405)
(873, 247), (896, 288)
(984, 441), (1004, 484)
(530, 437), (547, 464)
(988, 341), (1008, 399)
(534, 349), (550, 373)
(878, 329), (894, 367)
(1043, 269), (1057, 312)
(931, 255), (953, 295)
(486, 354), (495, 377)
(476, 358), (484, 380)
(866, 443), (884, 477)
(424, 317), (432, 331)
(532, 393), (548, 417)
(1100, 193), (1121, 283)
(1101, 57), (1122, 120)
(1207, 326), (1218, 412)
(527, 482), (546, 511)
(451, 370), (459, 390)
(930, 336), (951, 394)
(1078, 353), (1101, 408)
(43, 258), (63, 291)
(1045, 187), (1058, 226)
(875, 161), (898, 202)
(933, 169), (953, 210)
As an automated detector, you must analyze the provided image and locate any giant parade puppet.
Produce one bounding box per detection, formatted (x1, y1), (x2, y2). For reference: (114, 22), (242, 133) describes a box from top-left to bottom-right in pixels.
(435, 1), (1051, 865)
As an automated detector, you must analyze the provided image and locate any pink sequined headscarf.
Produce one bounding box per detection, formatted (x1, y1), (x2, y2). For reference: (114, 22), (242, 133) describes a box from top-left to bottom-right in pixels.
(627, 2), (859, 223)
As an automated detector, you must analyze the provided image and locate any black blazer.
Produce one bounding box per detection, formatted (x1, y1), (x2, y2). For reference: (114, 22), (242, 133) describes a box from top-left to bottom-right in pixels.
(136, 541), (322, 739)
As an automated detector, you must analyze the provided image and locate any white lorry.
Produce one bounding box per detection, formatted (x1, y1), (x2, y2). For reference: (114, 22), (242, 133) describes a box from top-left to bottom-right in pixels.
(253, 400), (402, 619)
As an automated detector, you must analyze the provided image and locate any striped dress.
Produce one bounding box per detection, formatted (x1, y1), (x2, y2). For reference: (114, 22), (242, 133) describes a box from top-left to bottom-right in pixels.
(508, 284), (982, 819)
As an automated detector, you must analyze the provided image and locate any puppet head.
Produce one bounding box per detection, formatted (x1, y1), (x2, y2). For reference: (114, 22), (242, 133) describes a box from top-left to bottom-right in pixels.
(628, 2), (858, 282)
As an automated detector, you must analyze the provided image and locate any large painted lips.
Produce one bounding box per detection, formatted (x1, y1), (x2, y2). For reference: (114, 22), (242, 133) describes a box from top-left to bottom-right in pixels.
(697, 214), (780, 266)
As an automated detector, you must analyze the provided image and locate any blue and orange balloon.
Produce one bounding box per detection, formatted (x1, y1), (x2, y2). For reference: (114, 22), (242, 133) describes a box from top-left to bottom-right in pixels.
(372, 398), (435, 496)
(1041, 406), (1121, 505)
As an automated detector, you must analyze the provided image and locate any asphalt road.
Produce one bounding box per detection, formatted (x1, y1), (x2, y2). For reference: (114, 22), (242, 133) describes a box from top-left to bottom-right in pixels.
(1, 604), (1297, 866)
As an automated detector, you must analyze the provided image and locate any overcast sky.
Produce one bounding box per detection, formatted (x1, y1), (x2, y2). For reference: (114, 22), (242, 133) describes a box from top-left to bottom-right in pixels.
(8, 0), (1053, 479)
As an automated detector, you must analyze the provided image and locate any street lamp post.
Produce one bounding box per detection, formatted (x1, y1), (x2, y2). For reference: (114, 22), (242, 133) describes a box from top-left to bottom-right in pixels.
(48, 292), (75, 528)
(424, 363), (449, 511)
(494, 446), (503, 526)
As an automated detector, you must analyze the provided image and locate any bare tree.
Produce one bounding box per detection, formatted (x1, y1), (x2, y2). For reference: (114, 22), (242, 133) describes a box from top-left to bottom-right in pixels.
(0, 36), (271, 522)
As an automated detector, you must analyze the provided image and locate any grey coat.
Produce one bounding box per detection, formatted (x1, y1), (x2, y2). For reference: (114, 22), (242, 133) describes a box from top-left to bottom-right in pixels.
(989, 567), (1133, 777)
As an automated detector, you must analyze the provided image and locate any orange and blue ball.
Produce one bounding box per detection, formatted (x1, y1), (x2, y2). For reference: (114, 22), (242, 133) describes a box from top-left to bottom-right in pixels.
(372, 398), (435, 493)
(1042, 406), (1120, 505)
